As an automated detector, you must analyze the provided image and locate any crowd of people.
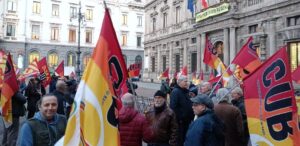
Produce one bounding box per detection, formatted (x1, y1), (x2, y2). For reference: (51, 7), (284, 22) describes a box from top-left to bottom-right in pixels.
(1, 74), (251, 146)
(1, 75), (77, 146)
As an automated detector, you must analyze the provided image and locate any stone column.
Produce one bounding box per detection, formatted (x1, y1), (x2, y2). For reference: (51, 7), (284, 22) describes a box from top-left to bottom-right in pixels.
(169, 42), (173, 75)
(183, 38), (188, 66)
(197, 34), (201, 73)
(229, 27), (236, 63)
(223, 28), (229, 65)
(157, 44), (161, 73)
(269, 19), (276, 56)
(200, 33), (206, 71)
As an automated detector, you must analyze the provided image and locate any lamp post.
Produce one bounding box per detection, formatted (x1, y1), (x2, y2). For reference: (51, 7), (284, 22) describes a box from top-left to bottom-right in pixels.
(76, 1), (84, 81)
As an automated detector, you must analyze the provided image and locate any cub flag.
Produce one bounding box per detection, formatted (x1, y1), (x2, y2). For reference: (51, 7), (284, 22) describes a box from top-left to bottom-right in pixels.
(55, 60), (64, 77)
(37, 57), (51, 87)
(243, 47), (300, 146)
(0, 53), (19, 127)
(59, 8), (128, 146)
(292, 66), (300, 84)
(128, 63), (141, 78)
(18, 59), (39, 81)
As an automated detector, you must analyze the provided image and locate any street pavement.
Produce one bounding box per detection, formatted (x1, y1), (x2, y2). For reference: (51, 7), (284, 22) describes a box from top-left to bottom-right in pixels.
(0, 81), (160, 145)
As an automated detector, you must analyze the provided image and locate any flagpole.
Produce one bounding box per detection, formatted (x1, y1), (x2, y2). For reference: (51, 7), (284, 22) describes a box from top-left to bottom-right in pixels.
(103, 0), (107, 9)
(208, 64), (231, 97)
(217, 82), (241, 104)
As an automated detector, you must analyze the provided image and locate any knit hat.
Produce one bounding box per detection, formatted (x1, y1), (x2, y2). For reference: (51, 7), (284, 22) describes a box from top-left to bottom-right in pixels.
(191, 94), (214, 109)
(189, 86), (198, 96)
(154, 90), (167, 98)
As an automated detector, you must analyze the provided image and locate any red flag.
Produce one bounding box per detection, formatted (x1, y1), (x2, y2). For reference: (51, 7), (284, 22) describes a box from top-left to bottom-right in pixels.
(177, 66), (187, 78)
(208, 76), (222, 93)
(128, 63), (141, 78)
(18, 58), (39, 81)
(203, 36), (221, 69)
(158, 68), (169, 80)
(292, 66), (300, 84)
(173, 71), (178, 79)
(231, 36), (261, 72)
(201, 0), (208, 8)
(0, 53), (19, 126)
(37, 57), (51, 87)
(243, 47), (300, 145)
(55, 60), (64, 77)
(69, 71), (76, 79)
(209, 70), (215, 80)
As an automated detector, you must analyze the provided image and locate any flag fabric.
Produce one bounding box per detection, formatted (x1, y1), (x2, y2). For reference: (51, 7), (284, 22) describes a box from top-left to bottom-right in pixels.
(243, 47), (300, 146)
(209, 70), (215, 80)
(177, 66), (187, 78)
(37, 57), (51, 87)
(173, 71), (178, 79)
(55, 60), (64, 77)
(292, 66), (300, 84)
(208, 76), (222, 93)
(128, 63), (141, 78)
(192, 72), (198, 85)
(18, 59), (39, 81)
(188, 0), (194, 14)
(60, 8), (128, 146)
(231, 36), (261, 73)
(0, 53), (19, 127)
(158, 68), (169, 80)
(201, 0), (208, 9)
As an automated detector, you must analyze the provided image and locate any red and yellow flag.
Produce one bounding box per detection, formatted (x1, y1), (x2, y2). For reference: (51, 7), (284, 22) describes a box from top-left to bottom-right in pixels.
(243, 47), (300, 146)
(158, 68), (169, 80)
(292, 66), (300, 84)
(55, 60), (64, 77)
(128, 63), (141, 78)
(60, 8), (128, 146)
(0, 53), (19, 126)
(18, 58), (39, 81)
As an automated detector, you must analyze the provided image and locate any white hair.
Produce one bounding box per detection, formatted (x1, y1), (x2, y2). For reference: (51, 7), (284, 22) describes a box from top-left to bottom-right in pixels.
(215, 88), (230, 103)
(177, 75), (187, 83)
(232, 87), (243, 96)
(121, 93), (135, 107)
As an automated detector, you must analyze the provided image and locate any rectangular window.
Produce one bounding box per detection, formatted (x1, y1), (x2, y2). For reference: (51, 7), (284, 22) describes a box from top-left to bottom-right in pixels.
(162, 56), (167, 72)
(6, 24), (16, 36)
(152, 57), (155, 72)
(191, 52), (197, 72)
(122, 14), (128, 25)
(7, 0), (17, 12)
(163, 13), (167, 28)
(288, 15), (300, 27)
(288, 42), (300, 71)
(85, 9), (93, 20)
(249, 24), (258, 34)
(137, 16), (142, 26)
(51, 27), (59, 41)
(52, 4), (59, 16)
(85, 30), (92, 43)
(31, 25), (40, 40)
(70, 6), (77, 18)
(176, 6), (180, 24)
(122, 34), (127, 46)
(175, 54), (180, 72)
(175, 41), (180, 47)
(152, 18), (156, 32)
(137, 36), (142, 47)
(32, 1), (41, 14)
(69, 29), (76, 42)
(191, 37), (197, 44)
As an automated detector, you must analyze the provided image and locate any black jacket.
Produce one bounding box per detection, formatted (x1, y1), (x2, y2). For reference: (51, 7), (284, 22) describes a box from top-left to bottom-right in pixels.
(12, 91), (26, 117)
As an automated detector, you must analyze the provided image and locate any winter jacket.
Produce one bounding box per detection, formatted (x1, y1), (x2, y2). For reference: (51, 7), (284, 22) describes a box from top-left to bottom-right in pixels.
(170, 85), (194, 123)
(214, 102), (244, 146)
(184, 109), (225, 146)
(119, 107), (153, 146)
(52, 90), (67, 115)
(12, 91), (26, 117)
(232, 97), (249, 145)
(18, 112), (67, 146)
(25, 85), (41, 112)
(145, 105), (178, 146)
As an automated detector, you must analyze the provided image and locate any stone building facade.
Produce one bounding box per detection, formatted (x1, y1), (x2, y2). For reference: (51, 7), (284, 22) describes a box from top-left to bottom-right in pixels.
(0, 0), (145, 75)
(144, 0), (300, 83)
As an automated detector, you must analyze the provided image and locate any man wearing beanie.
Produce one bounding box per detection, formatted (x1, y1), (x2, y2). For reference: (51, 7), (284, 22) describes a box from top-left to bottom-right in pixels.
(146, 90), (178, 146)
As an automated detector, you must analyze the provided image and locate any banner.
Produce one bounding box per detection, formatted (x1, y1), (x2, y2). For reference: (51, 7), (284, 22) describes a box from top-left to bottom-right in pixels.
(243, 47), (300, 146)
(0, 53), (19, 127)
(59, 8), (128, 146)
(37, 57), (51, 87)
(128, 63), (141, 78)
(196, 3), (229, 22)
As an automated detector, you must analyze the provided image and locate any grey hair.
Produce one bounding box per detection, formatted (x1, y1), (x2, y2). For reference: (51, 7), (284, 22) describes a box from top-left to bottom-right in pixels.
(232, 87), (243, 96)
(121, 93), (135, 107)
(202, 82), (212, 90)
(177, 75), (187, 83)
(215, 88), (230, 103)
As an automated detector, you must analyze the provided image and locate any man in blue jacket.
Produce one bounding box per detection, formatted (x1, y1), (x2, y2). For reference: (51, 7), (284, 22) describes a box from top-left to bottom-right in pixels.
(18, 94), (67, 146)
(184, 94), (224, 146)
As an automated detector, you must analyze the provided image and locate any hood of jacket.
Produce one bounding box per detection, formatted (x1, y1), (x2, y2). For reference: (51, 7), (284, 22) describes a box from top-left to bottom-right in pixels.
(32, 112), (62, 125)
(119, 107), (138, 123)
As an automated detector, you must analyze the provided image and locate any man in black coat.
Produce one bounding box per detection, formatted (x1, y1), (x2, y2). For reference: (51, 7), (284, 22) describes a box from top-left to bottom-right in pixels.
(170, 75), (194, 146)
(2, 91), (26, 146)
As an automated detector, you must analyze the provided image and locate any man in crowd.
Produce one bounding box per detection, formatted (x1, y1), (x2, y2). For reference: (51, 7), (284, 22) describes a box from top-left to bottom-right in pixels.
(146, 90), (178, 146)
(170, 75), (194, 146)
(18, 94), (67, 146)
(184, 94), (224, 146)
(52, 80), (69, 116)
(119, 93), (153, 146)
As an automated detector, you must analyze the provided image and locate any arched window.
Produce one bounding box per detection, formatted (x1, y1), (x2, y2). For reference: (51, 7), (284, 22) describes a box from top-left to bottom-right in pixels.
(48, 52), (58, 67)
(67, 52), (76, 66)
(17, 54), (24, 69)
(29, 51), (40, 64)
(83, 54), (91, 68)
(135, 55), (142, 64)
